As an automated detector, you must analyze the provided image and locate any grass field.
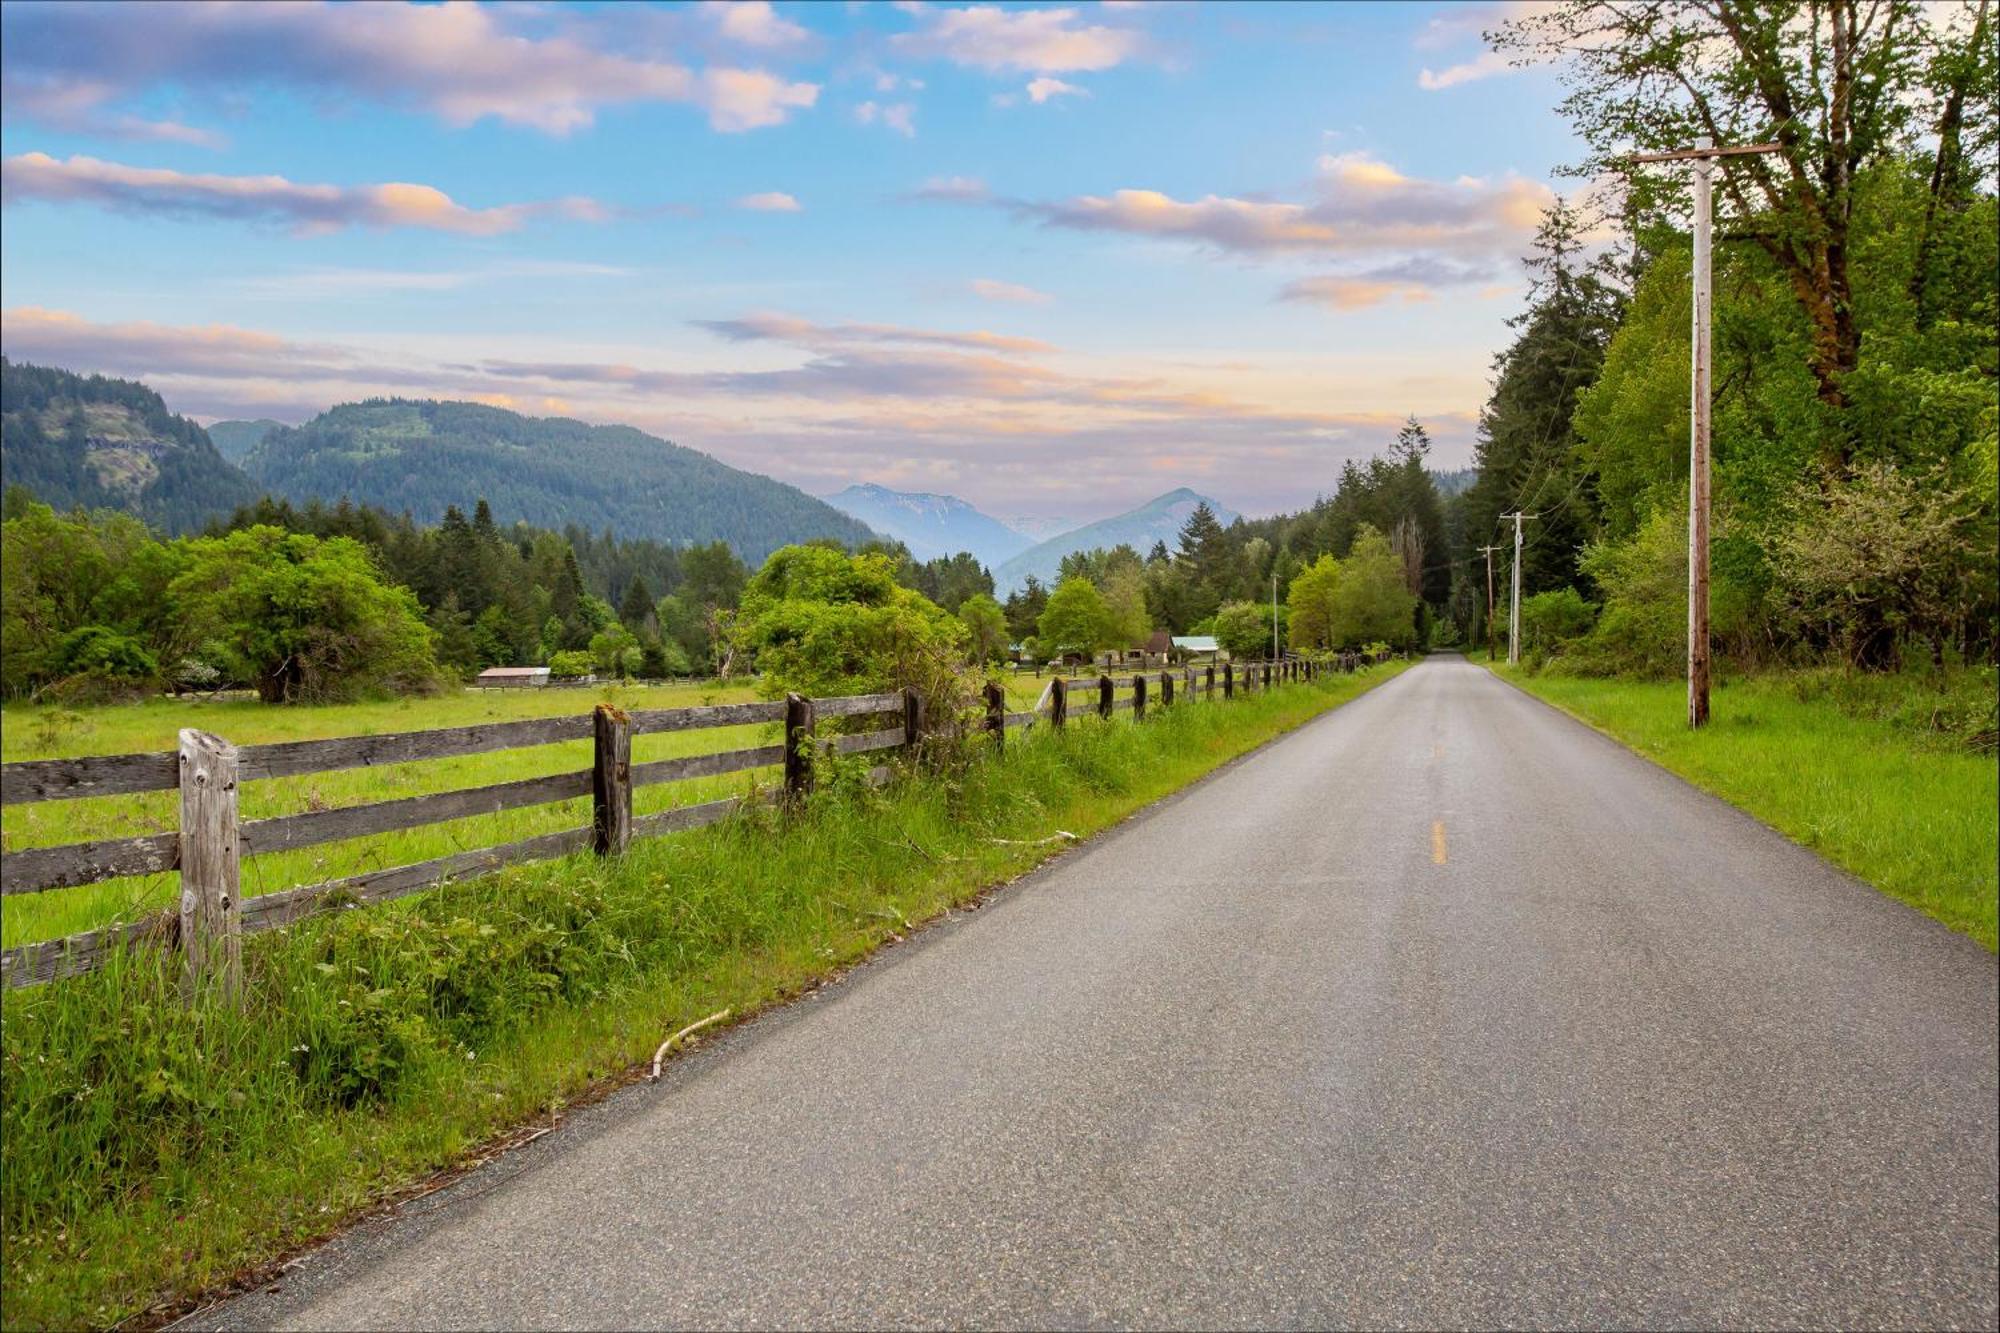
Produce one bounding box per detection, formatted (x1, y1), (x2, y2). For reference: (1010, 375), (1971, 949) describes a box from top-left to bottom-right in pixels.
(1, 661), (1405, 1329)
(1490, 664), (1998, 950)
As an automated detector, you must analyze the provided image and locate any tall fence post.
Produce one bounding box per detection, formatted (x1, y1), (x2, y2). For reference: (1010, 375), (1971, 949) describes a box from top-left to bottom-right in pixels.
(1207, 665), (1216, 699)
(1098, 674), (1114, 720)
(1223, 663), (1234, 699)
(785, 692), (816, 802)
(1132, 672), (1148, 721)
(178, 728), (241, 1004)
(1051, 676), (1068, 730)
(985, 681), (1006, 752)
(592, 704), (632, 856)
(1159, 670), (1174, 707)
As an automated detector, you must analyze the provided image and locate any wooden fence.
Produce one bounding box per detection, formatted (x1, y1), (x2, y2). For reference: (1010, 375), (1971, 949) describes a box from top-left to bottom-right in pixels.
(0, 654), (1369, 994)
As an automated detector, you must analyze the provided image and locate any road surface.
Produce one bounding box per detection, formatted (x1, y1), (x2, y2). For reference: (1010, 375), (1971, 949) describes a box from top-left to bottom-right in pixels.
(198, 656), (1999, 1330)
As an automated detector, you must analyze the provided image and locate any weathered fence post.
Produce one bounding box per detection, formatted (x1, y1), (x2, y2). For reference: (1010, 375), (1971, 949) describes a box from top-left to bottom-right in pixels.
(985, 681), (1006, 752)
(1206, 665), (1216, 699)
(178, 728), (241, 1004)
(1051, 676), (1068, 730)
(1160, 670), (1173, 707)
(1133, 673), (1148, 721)
(1223, 663), (1234, 699)
(785, 692), (816, 802)
(592, 704), (632, 856)
(1098, 674), (1115, 720)
(903, 686), (925, 751)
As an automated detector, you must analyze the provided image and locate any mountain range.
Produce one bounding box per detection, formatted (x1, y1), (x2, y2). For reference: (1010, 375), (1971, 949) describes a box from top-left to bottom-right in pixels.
(822, 482), (1032, 567)
(994, 487), (1238, 592)
(1, 365), (878, 559)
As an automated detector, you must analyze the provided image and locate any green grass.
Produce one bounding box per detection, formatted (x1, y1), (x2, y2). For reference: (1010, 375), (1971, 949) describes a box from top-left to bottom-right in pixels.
(0, 661), (1407, 1329)
(1490, 664), (1998, 950)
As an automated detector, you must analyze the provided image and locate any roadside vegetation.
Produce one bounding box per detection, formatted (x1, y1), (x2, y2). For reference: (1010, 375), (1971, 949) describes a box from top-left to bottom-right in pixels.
(1494, 664), (1997, 950)
(0, 658), (1406, 1330)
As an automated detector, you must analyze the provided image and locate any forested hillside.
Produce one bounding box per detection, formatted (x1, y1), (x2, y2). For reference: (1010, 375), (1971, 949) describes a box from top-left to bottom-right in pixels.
(245, 399), (878, 561)
(0, 359), (258, 532)
(205, 418), (286, 463)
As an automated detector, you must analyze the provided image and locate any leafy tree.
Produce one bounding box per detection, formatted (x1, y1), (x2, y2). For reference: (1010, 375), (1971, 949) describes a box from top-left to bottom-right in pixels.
(589, 625), (642, 678)
(1037, 577), (1116, 660)
(1517, 588), (1598, 662)
(1329, 525), (1418, 649)
(169, 527), (440, 703)
(1286, 554), (1343, 652)
(548, 649), (593, 679)
(957, 593), (1009, 665)
(733, 545), (965, 699)
(1211, 602), (1270, 661)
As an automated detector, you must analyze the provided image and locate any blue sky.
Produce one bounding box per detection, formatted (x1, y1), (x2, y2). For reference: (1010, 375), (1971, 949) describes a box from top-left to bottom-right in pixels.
(0, 1), (1583, 522)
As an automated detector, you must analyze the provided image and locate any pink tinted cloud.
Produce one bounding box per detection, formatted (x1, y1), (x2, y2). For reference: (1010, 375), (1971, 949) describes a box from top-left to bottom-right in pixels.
(2, 152), (606, 235)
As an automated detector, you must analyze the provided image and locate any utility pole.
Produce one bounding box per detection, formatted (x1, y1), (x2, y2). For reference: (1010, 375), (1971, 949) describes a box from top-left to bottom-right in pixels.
(1628, 136), (1782, 728)
(1271, 571), (1279, 662)
(1500, 513), (1535, 665)
(1477, 544), (1502, 661)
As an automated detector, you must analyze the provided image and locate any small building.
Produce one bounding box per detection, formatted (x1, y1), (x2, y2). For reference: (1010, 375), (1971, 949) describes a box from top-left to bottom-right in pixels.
(476, 666), (550, 689)
(1171, 635), (1220, 662)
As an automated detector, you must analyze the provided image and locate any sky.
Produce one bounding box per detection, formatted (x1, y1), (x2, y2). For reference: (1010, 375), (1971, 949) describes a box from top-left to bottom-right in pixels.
(0, 0), (1585, 523)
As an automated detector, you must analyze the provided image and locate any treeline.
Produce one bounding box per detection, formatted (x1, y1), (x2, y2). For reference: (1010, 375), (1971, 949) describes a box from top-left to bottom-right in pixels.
(0, 483), (1017, 701)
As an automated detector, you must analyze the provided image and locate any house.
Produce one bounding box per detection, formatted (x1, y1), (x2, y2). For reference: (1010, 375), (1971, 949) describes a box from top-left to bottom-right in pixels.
(1171, 635), (1221, 662)
(475, 666), (551, 689)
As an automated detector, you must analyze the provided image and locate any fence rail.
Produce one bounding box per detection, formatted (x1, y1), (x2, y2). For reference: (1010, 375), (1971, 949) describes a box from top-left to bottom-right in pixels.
(1, 654), (1381, 992)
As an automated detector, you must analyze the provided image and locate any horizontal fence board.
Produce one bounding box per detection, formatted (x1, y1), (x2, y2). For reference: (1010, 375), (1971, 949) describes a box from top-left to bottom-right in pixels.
(2, 912), (176, 988)
(0, 752), (181, 806)
(1003, 711), (1037, 729)
(240, 769), (594, 856)
(1112, 697), (1134, 712)
(238, 716), (593, 783)
(1, 831), (180, 896)
(630, 701), (785, 735)
(632, 796), (741, 839)
(631, 745), (784, 789)
(241, 826), (596, 934)
(831, 727), (906, 756)
(815, 692), (904, 719)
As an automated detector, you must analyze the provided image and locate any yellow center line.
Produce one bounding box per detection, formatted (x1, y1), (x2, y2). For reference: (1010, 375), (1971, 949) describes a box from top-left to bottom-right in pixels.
(1432, 821), (1448, 865)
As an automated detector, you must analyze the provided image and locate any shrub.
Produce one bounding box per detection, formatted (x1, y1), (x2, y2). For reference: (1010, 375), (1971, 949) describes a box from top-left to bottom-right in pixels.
(46, 625), (159, 685)
(547, 650), (593, 679)
(1517, 588), (1597, 663)
(733, 545), (967, 701)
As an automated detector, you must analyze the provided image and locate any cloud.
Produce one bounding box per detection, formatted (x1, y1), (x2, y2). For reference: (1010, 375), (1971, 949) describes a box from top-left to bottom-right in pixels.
(691, 311), (1053, 355)
(0, 77), (226, 148)
(1419, 51), (1513, 90)
(969, 278), (1052, 305)
(1006, 152), (1549, 266)
(699, 0), (809, 50)
(228, 260), (637, 300)
(891, 4), (1144, 73)
(0, 1), (819, 135)
(1025, 76), (1087, 103)
(1, 152), (606, 235)
(907, 174), (990, 202)
(1278, 277), (1433, 311)
(855, 100), (917, 137)
(874, 73), (925, 93)
(734, 190), (801, 212)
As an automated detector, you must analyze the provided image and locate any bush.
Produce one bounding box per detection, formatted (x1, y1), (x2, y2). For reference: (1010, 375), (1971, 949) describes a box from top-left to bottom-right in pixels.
(547, 650), (593, 679)
(45, 625), (159, 685)
(1517, 588), (1597, 663)
(733, 545), (967, 702)
(1566, 507), (1759, 678)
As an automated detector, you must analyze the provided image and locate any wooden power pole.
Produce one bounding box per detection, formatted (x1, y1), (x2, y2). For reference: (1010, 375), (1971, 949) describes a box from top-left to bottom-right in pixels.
(1628, 136), (1782, 728)
(1477, 544), (1501, 661)
(1501, 513), (1535, 665)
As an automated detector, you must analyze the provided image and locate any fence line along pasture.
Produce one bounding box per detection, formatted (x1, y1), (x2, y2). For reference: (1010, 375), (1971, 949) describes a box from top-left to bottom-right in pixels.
(1, 653), (1379, 994)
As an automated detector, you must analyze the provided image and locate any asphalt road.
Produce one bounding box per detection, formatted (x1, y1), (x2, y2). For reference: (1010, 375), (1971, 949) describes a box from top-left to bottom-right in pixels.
(197, 656), (1999, 1331)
